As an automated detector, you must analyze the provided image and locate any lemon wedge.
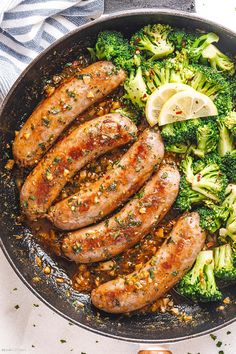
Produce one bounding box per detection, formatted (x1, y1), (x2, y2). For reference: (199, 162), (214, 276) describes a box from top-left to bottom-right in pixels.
(158, 90), (218, 126)
(145, 83), (195, 127)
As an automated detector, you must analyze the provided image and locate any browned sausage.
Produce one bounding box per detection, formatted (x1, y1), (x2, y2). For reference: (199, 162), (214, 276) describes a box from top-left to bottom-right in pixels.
(62, 163), (180, 263)
(48, 128), (164, 230)
(91, 212), (206, 313)
(13, 61), (126, 167)
(20, 113), (137, 220)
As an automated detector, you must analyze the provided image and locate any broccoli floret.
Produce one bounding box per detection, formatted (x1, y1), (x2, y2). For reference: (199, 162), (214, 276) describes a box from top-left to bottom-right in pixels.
(91, 31), (130, 60)
(124, 67), (148, 108)
(91, 31), (134, 71)
(161, 118), (201, 146)
(219, 184), (236, 245)
(181, 155), (228, 203)
(168, 30), (196, 51)
(175, 176), (206, 211)
(177, 250), (222, 302)
(114, 52), (141, 72)
(190, 119), (219, 158)
(130, 24), (174, 59)
(202, 44), (235, 75)
(143, 60), (188, 93)
(197, 205), (223, 233)
(229, 75), (236, 109)
(92, 31), (130, 60)
(224, 111), (236, 137)
(187, 32), (219, 63)
(222, 151), (236, 183)
(214, 244), (236, 281)
(198, 184), (236, 236)
(187, 64), (232, 116)
(197, 200), (229, 233)
(217, 118), (234, 157)
(165, 142), (189, 154)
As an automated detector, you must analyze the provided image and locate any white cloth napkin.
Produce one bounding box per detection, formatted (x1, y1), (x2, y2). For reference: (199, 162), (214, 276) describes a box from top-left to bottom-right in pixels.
(0, 0), (104, 103)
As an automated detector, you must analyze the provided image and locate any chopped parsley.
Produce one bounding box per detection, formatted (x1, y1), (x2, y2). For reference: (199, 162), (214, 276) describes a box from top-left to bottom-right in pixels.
(22, 201), (28, 208)
(135, 188), (145, 199)
(29, 195), (36, 201)
(73, 242), (82, 254)
(42, 117), (50, 127)
(148, 268), (155, 279)
(210, 334), (217, 341)
(53, 156), (61, 164)
(38, 142), (46, 151)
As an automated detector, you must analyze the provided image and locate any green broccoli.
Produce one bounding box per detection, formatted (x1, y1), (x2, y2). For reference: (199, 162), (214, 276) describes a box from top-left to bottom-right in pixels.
(90, 30), (134, 71)
(190, 119), (219, 158)
(161, 118), (201, 147)
(187, 64), (232, 116)
(92, 30), (129, 60)
(130, 24), (174, 59)
(197, 200), (229, 233)
(168, 30), (196, 51)
(124, 67), (148, 108)
(198, 184), (236, 237)
(217, 113), (236, 173)
(202, 44), (235, 75)
(181, 154), (227, 203)
(177, 250), (222, 302)
(165, 142), (189, 154)
(187, 32), (219, 62)
(229, 74), (236, 109)
(217, 118), (234, 157)
(224, 111), (236, 137)
(219, 184), (236, 245)
(213, 244), (236, 281)
(175, 176), (206, 211)
(143, 60), (188, 93)
(222, 150), (236, 183)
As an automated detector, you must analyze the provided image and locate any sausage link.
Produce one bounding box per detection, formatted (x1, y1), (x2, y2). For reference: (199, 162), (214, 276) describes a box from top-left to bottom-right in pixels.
(91, 212), (206, 313)
(13, 61), (126, 167)
(20, 113), (137, 220)
(62, 163), (180, 263)
(48, 128), (164, 230)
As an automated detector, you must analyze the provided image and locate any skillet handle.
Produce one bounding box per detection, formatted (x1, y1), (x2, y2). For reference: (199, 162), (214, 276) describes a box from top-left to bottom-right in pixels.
(138, 351), (172, 354)
(104, 0), (195, 13)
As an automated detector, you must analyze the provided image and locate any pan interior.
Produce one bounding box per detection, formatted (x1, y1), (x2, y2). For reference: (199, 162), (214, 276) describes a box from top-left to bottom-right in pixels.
(0, 11), (236, 343)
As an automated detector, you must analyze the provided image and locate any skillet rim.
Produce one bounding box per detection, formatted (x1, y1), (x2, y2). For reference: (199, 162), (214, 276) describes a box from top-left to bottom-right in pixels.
(0, 8), (236, 343)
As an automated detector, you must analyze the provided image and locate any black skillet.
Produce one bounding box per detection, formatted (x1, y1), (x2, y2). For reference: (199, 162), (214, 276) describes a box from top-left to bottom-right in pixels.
(0, 1), (236, 346)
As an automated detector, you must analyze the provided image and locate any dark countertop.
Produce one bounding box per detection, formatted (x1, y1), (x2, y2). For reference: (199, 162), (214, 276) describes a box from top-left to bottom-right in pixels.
(104, 0), (195, 13)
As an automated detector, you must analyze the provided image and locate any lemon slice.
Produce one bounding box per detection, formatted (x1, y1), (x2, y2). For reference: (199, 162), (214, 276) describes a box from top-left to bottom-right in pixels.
(145, 83), (195, 127)
(158, 90), (218, 126)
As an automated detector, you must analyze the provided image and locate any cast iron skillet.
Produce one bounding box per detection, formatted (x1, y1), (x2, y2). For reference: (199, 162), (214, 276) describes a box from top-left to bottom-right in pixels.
(0, 9), (236, 344)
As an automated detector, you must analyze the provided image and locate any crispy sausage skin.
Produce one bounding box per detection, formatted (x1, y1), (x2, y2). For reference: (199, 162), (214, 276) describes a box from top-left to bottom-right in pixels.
(91, 212), (206, 313)
(13, 61), (126, 167)
(62, 163), (180, 263)
(20, 114), (137, 220)
(48, 128), (164, 230)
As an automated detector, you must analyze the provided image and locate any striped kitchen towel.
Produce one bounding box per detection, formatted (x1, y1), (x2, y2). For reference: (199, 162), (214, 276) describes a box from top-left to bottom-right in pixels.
(0, 0), (104, 104)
